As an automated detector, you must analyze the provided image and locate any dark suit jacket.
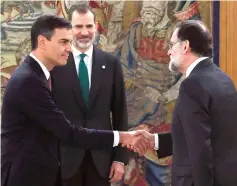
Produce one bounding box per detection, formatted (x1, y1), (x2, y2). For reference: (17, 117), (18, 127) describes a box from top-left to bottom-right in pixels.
(156, 133), (172, 158)
(1, 56), (114, 186)
(171, 58), (237, 186)
(51, 47), (128, 179)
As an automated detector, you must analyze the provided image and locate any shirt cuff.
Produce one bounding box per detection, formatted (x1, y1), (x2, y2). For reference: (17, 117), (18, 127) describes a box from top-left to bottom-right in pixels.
(154, 134), (159, 150)
(113, 131), (120, 147)
(113, 161), (124, 166)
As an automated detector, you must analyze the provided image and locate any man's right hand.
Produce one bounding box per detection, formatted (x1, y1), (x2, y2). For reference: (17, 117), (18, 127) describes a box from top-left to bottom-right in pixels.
(119, 130), (155, 156)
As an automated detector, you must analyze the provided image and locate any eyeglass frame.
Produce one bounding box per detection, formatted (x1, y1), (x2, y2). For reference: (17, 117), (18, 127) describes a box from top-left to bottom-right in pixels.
(168, 40), (182, 50)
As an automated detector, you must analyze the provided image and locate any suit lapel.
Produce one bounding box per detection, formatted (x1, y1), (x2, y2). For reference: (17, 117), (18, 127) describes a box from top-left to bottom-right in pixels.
(88, 48), (104, 109)
(67, 53), (87, 110)
(189, 58), (213, 76)
(26, 56), (49, 88)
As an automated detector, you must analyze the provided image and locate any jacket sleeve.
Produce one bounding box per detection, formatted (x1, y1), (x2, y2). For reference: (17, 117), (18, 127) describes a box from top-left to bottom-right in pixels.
(178, 78), (213, 186)
(156, 133), (173, 158)
(19, 75), (114, 150)
(111, 57), (129, 164)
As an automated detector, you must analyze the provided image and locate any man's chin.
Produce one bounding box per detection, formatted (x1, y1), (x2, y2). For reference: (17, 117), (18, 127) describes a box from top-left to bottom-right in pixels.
(57, 59), (68, 66)
(76, 41), (92, 49)
(168, 62), (179, 72)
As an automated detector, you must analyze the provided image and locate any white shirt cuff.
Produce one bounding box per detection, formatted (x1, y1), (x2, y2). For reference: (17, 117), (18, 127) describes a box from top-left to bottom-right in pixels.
(154, 134), (159, 150)
(113, 161), (124, 166)
(113, 131), (120, 147)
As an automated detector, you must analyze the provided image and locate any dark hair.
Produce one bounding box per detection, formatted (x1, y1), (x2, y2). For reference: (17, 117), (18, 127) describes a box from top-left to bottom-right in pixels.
(31, 15), (72, 50)
(175, 20), (213, 57)
(67, 4), (96, 22)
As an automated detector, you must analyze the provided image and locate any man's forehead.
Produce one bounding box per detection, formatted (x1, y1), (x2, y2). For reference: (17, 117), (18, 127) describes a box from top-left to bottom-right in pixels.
(54, 28), (72, 33)
(72, 22), (94, 26)
(170, 29), (179, 42)
(71, 11), (94, 21)
(54, 28), (72, 39)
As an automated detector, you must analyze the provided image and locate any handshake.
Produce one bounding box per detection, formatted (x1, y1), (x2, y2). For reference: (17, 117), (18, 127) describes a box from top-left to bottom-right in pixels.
(119, 130), (155, 156)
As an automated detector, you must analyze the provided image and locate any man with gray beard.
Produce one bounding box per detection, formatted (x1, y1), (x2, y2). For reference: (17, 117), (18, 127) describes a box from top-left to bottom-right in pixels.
(166, 20), (237, 186)
(51, 4), (128, 186)
(116, 1), (204, 186)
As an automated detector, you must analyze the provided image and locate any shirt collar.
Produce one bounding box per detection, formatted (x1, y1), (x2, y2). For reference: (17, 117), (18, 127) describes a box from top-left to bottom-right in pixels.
(71, 44), (93, 58)
(186, 57), (208, 77)
(29, 53), (50, 80)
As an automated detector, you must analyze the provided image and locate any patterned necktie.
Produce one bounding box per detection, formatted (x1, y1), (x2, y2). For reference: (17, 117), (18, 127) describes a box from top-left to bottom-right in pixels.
(78, 53), (89, 106)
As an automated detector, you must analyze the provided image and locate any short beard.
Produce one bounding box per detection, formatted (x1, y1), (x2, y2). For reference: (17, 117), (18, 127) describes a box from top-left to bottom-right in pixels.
(74, 40), (92, 49)
(168, 57), (181, 72)
(73, 36), (94, 49)
(169, 61), (179, 72)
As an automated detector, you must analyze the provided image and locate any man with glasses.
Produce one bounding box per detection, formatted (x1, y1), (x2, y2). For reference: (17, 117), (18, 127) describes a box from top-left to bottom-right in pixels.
(167, 20), (237, 186)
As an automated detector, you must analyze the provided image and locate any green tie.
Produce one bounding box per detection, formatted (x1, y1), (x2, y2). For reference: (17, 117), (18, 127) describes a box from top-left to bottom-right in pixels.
(78, 53), (89, 106)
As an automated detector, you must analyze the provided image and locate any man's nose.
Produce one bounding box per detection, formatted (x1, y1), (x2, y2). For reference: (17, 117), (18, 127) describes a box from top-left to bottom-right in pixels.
(81, 27), (89, 35)
(167, 48), (171, 55)
(66, 43), (72, 52)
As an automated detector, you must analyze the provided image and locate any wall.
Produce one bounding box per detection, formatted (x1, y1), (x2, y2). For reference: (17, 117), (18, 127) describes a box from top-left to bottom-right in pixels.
(220, 1), (237, 88)
(0, 1), (213, 186)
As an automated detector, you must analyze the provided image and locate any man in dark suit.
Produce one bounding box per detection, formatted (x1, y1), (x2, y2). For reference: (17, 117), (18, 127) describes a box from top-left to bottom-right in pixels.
(1, 15), (152, 186)
(133, 20), (237, 186)
(166, 20), (237, 186)
(51, 4), (128, 186)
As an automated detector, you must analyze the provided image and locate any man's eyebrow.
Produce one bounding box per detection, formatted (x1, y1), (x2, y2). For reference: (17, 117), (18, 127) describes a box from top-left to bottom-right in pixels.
(73, 24), (93, 26)
(59, 39), (70, 41)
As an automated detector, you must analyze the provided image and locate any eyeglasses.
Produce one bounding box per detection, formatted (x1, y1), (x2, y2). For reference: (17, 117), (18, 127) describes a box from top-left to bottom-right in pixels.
(168, 40), (181, 49)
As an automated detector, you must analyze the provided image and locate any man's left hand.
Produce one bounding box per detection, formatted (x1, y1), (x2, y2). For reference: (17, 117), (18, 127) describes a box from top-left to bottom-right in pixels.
(109, 162), (125, 183)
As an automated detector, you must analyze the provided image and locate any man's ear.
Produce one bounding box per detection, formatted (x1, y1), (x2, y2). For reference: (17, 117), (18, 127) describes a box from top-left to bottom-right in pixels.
(38, 35), (46, 50)
(182, 40), (190, 54)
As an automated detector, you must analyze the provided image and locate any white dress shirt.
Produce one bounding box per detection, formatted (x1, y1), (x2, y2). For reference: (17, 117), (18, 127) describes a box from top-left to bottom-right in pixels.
(29, 52), (119, 147)
(154, 134), (159, 150)
(71, 44), (93, 89)
(186, 57), (209, 77)
(30, 53), (50, 80)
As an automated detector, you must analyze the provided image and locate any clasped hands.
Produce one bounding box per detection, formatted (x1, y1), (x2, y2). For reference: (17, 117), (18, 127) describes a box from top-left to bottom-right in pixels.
(119, 130), (155, 156)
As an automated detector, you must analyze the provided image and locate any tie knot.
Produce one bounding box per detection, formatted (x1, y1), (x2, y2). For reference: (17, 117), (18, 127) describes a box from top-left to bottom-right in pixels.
(79, 53), (86, 60)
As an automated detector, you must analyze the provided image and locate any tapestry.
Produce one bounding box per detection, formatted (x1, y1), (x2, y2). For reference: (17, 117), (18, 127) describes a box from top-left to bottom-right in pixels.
(0, 1), (213, 185)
